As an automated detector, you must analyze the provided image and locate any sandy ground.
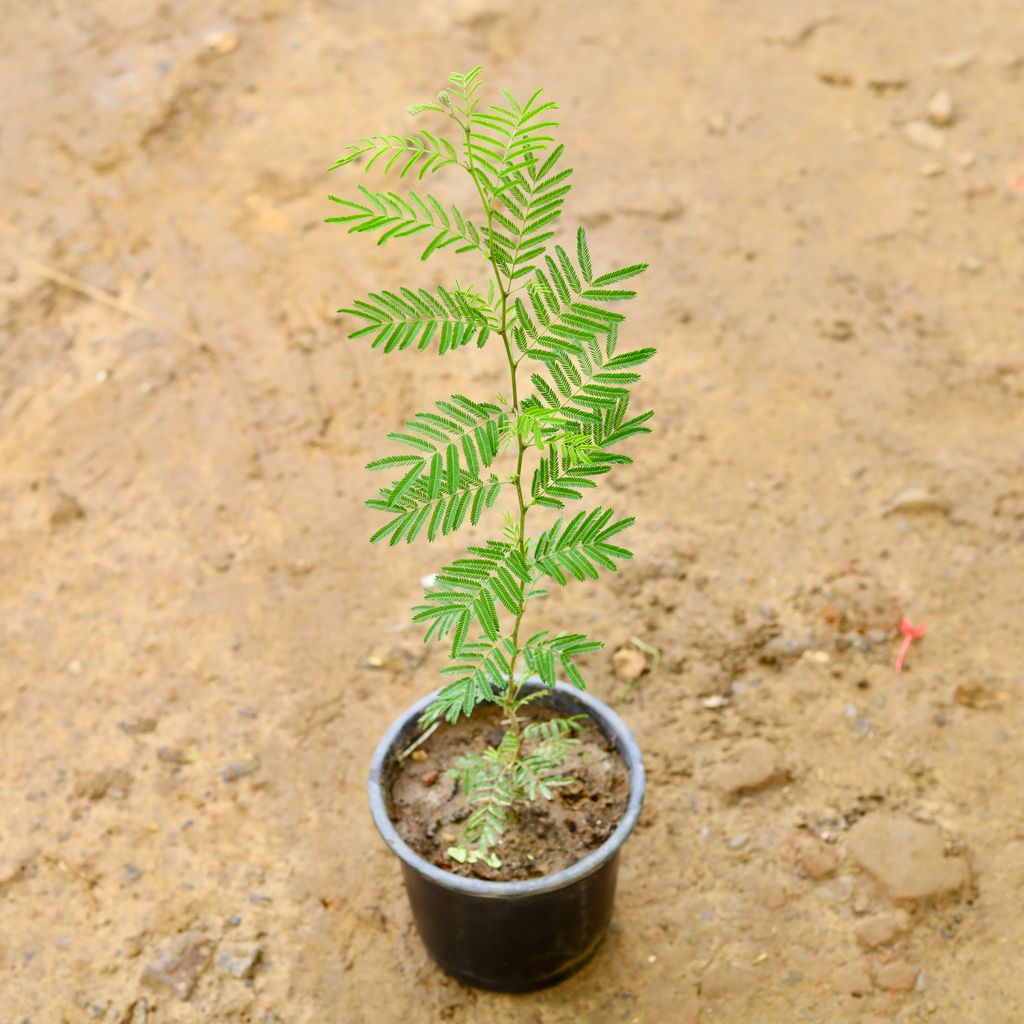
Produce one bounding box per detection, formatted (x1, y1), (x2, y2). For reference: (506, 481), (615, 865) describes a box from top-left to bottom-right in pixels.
(2, 1), (1023, 1021)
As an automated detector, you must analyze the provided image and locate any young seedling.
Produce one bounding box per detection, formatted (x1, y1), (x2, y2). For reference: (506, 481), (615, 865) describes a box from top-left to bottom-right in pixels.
(329, 67), (654, 868)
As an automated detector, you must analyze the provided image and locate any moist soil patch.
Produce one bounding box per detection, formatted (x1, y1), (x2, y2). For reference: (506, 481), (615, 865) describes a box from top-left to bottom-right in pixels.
(388, 703), (630, 881)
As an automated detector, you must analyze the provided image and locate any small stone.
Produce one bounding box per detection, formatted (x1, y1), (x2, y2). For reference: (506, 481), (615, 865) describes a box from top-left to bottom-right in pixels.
(216, 940), (262, 979)
(702, 694), (730, 709)
(959, 257), (983, 275)
(50, 491), (85, 529)
(74, 768), (133, 801)
(157, 746), (196, 766)
(141, 933), (213, 999)
(759, 635), (810, 666)
(920, 162), (944, 177)
(410, 749), (428, 763)
(795, 835), (839, 879)
(824, 319), (854, 341)
(854, 912), (904, 948)
(874, 960), (919, 991)
(120, 716), (158, 735)
(728, 834), (749, 850)
(904, 121), (946, 151)
(222, 757), (260, 782)
(881, 488), (951, 517)
(612, 645), (648, 681)
(832, 959), (873, 996)
(123, 865), (142, 884)
(847, 813), (968, 900)
(926, 89), (955, 127)
(421, 770), (440, 786)
(713, 738), (783, 796)
(203, 28), (239, 55)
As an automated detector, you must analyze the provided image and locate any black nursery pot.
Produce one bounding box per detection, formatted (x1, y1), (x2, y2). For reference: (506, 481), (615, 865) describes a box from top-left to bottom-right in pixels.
(368, 680), (645, 992)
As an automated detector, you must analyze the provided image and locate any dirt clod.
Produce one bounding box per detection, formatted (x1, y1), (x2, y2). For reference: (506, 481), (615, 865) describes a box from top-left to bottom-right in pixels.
(874, 960), (920, 991)
(854, 912), (908, 948)
(141, 933), (213, 999)
(832, 959), (874, 996)
(847, 814), (969, 900)
(713, 738), (783, 796)
(612, 645), (648, 681)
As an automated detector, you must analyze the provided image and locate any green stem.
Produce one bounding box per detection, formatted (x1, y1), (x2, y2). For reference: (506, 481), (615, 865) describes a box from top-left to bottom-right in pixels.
(458, 116), (531, 737)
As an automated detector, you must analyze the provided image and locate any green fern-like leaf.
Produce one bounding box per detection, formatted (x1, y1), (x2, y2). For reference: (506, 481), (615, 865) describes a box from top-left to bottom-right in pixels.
(326, 185), (487, 261)
(512, 233), (646, 362)
(522, 632), (602, 689)
(488, 146), (573, 283)
(413, 542), (531, 652)
(420, 637), (517, 725)
(446, 66), (485, 118)
(328, 132), (459, 179)
(366, 394), (507, 480)
(366, 462), (504, 545)
(340, 285), (492, 354)
(532, 507), (635, 584)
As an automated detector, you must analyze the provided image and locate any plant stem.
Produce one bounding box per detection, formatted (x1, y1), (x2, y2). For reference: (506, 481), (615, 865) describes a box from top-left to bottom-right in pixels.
(459, 118), (532, 737)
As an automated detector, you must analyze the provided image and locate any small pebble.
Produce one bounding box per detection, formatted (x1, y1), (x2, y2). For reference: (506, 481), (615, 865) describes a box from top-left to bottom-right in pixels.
(832, 959), (873, 996)
(926, 89), (955, 127)
(410, 749), (428, 763)
(904, 121), (946, 151)
(854, 912), (905, 948)
(875, 960), (919, 991)
(612, 645), (648, 682)
(123, 865), (142, 883)
(120, 717), (157, 735)
(203, 28), (239, 55)
(421, 770), (440, 786)
(216, 940), (262, 979)
(882, 487), (951, 517)
(222, 758), (260, 782)
(249, 893), (272, 904)
(728, 834), (749, 850)
(702, 694), (730, 709)
(157, 746), (196, 765)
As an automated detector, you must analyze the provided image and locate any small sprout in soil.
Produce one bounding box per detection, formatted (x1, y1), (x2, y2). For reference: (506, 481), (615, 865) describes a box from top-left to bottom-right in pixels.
(328, 67), (653, 869)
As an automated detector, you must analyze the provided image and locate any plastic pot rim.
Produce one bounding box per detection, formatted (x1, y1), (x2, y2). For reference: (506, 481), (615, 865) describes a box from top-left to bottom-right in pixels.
(368, 680), (645, 899)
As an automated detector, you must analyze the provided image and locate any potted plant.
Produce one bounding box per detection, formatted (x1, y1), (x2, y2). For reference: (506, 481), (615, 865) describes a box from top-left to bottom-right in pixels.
(328, 67), (653, 991)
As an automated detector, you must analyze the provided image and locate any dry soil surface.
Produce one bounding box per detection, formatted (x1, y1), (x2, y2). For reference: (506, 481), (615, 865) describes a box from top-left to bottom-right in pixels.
(2, 2), (1023, 1023)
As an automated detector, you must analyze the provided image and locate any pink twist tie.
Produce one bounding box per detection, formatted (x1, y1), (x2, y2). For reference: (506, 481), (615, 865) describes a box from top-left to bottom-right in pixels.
(895, 617), (926, 672)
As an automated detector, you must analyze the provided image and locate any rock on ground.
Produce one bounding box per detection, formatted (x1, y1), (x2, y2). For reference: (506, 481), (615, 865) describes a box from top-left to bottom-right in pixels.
(216, 939), (262, 979)
(713, 738), (783, 795)
(832, 959), (873, 995)
(874, 960), (919, 991)
(790, 834), (839, 879)
(141, 932), (214, 999)
(854, 911), (910, 948)
(847, 813), (968, 900)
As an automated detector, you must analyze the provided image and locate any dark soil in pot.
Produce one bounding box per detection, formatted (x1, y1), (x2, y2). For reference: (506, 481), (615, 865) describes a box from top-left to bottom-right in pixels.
(388, 703), (630, 881)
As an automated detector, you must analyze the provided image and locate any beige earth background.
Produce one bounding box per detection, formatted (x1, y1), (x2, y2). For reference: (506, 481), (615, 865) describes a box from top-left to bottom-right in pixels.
(2, 0), (1023, 1021)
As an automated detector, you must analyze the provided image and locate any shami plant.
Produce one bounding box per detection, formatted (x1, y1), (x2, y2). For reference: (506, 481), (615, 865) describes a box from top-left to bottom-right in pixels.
(329, 67), (653, 869)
